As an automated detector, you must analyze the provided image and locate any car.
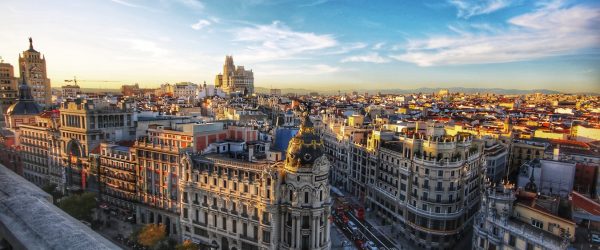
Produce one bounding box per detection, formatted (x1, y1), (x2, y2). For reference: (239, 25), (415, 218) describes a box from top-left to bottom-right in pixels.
(364, 241), (379, 250)
(127, 216), (135, 223)
(347, 221), (358, 232)
(591, 233), (600, 244)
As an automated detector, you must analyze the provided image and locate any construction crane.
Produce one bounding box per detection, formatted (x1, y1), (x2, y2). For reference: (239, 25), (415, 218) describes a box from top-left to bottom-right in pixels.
(64, 76), (120, 86)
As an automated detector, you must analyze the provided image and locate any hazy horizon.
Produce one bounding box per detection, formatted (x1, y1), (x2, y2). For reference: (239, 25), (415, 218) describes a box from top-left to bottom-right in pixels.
(1, 0), (599, 92)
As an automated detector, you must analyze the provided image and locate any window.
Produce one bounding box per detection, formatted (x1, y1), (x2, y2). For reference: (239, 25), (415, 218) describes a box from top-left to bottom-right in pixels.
(526, 243), (534, 250)
(302, 216), (310, 229)
(508, 234), (516, 246)
(232, 220), (237, 233)
(263, 230), (271, 243)
(222, 217), (227, 230)
(304, 192), (309, 203)
(531, 218), (543, 229)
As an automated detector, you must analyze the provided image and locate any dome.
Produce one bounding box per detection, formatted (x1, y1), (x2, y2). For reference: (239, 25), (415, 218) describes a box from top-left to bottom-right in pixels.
(7, 76), (42, 116)
(6, 101), (42, 116)
(284, 113), (323, 169)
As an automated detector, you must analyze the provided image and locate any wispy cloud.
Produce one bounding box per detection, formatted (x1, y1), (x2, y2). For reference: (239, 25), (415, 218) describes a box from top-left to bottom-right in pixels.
(177, 0), (204, 10)
(299, 0), (329, 7)
(448, 0), (512, 18)
(118, 38), (168, 57)
(109, 0), (160, 12)
(392, 2), (600, 66)
(191, 19), (211, 30)
(110, 0), (140, 8)
(372, 42), (385, 50)
(258, 63), (340, 75)
(341, 53), (390, 63)
(233, 21), (337, 61)
(323, 42), (367, 55)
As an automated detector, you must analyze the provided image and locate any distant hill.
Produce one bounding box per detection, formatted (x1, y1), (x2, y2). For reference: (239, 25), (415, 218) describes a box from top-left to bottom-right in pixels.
(254, 86), (591, 95)
(54, 86), (593, 96)
(52, 87), (121, 94)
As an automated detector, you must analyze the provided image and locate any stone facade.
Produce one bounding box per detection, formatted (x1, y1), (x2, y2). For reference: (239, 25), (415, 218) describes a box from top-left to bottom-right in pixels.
(18, 38), (51, 105)
(215, 56), (254, 95)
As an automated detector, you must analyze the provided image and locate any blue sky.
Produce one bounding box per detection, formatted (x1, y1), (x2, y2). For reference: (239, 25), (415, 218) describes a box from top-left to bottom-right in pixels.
(0, 0), (599, 92)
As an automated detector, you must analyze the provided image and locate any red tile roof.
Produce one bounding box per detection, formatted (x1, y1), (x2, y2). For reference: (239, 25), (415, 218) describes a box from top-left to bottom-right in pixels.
(572, 191), (600, 216)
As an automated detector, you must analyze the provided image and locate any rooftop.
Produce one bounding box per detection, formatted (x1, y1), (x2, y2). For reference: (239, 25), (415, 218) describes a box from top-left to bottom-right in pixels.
(0, 164), (120, 250)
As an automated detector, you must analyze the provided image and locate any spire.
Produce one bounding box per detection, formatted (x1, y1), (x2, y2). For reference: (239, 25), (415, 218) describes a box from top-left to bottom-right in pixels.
(18, 72), (34, 100)
(26, 37), (38, 52)
(524, 167), (537, 193)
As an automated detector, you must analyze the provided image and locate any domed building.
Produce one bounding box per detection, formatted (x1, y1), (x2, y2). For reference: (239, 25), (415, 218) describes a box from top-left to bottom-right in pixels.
(279, 112), (332, 250)
(4, 75), (42, 129)
(178, 111), (332, 250)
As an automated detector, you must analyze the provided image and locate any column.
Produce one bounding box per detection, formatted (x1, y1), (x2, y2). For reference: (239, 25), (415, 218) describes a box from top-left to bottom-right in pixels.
(291, 215), (296, 248)
(325, 211), (330, 243)
(280, 212), (285, 245)
(313, 215), (319, 248)
(295, 216), (301, 248)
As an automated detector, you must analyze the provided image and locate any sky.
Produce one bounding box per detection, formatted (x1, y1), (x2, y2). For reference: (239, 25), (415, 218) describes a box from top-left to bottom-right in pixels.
(0, 0), (599, 92)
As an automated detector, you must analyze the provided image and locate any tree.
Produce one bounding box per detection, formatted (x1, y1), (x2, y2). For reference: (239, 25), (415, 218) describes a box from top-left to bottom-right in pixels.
(137, 224), (166, 248)
(176, 240), (200, 250)
(58, 192), (96, 221)
(42, 183), (63, 204)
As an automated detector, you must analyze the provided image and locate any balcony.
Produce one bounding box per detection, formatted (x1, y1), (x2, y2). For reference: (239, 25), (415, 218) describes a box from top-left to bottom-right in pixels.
(240, 234), (258, 243)
(192, 220), (207, 227)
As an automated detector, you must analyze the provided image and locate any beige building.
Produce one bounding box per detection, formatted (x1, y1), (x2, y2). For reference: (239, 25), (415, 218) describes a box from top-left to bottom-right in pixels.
(18, 111), (61, 188)
(215, 56), (254, 95)
(0, 61), (18, 115)
(369, 132), (485, 249)
(99, 142), (137, 212)
(473, 182), (574, 250)
(508, 139), (548, 175)
(179, 115), (332, 250)
(61, 84), (81, 100)
(59, 99), (135, 192)
(18, 38), (51, 105)
(135, 124), (194, 239)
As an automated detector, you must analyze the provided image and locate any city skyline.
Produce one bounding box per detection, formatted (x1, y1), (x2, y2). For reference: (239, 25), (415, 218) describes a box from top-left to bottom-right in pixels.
(1, 0), (599, 92)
